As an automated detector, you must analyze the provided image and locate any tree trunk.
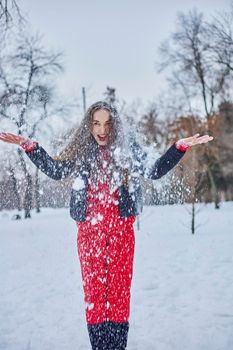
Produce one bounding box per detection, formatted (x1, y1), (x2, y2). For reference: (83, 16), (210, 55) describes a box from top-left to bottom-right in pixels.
(9, 166), (21, 213)
(23, 173), (33, 218)
(17, 148), (33, 218)
(35, 167), (40, 213)
(191, 202), (195, 234)
(207, 167), (220, 209)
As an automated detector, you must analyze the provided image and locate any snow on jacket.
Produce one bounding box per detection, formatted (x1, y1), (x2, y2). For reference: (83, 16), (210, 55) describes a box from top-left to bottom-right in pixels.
(24, 140), (186, 222)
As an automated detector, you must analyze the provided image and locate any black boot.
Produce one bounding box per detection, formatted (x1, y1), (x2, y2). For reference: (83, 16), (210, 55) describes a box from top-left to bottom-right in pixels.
(87, 322), (108, 350)
(106, 321), (129, 350)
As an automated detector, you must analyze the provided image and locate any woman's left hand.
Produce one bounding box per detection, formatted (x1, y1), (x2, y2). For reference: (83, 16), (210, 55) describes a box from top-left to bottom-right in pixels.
(178, 133), (214, 147)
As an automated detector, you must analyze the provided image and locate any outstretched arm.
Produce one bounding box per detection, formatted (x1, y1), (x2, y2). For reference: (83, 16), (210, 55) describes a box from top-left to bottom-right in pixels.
(147, 133), (213, 180)
(0, 132), (75, 180)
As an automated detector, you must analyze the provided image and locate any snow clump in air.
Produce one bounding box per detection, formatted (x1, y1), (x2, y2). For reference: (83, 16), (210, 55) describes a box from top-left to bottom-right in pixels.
(72, 177), (85, 191)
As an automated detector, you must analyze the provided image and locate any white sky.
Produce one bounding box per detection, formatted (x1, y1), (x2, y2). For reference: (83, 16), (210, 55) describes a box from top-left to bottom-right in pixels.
(22, 0), (231, 107)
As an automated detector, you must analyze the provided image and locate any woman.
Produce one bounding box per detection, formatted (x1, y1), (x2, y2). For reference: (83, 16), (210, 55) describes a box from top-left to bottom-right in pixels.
(0, 101), (213, 349)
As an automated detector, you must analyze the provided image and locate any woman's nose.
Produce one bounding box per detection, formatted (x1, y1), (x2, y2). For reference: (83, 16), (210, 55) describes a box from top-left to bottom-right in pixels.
(99, 125), (105, 134)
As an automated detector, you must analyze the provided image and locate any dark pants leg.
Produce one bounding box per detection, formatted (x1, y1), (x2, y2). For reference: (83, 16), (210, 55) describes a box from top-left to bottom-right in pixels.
(107, 321), (129, 350)
(87, 322), (108, 350)
(87, 321), (129, 350)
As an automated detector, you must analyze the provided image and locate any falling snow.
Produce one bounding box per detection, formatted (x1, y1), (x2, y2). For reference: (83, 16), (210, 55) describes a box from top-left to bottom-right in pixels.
(72, 177), (85, 191)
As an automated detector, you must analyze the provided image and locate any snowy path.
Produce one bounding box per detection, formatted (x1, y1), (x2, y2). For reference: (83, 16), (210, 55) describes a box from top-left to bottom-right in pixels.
(0, 203), (233, 350)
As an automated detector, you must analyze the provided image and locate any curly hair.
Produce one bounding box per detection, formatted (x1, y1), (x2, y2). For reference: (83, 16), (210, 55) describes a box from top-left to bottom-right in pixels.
(54, 101), (124, 161)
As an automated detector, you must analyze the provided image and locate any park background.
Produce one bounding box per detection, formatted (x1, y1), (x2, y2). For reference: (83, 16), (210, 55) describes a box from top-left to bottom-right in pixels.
(0, 1), (233, 349)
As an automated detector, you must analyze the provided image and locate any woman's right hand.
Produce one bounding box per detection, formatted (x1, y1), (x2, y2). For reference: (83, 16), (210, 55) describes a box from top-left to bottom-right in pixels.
(0, 132), (28, 145)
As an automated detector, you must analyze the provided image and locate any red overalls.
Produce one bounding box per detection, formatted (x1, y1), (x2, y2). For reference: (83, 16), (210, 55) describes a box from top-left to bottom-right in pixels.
(77, 180), (135, 325)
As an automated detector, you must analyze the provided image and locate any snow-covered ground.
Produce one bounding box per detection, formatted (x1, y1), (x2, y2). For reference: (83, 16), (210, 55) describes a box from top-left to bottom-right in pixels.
(0, 202), (233, 350)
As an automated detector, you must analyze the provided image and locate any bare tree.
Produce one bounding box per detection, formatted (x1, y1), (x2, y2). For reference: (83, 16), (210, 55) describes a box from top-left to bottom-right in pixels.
(0, 0), (24, 30)
(207, 6), (233, 74)
(138, 103), (165, 147)
(103, 86), (118, 106)
(159, 9), (230, 119)
(168, 115), (210, 232)
(0, 34), (65, 218)
(158, 8), (231, 209)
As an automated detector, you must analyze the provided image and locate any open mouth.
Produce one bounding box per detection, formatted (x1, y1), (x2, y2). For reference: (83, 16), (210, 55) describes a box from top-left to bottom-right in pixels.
(97, 135), (108, 142)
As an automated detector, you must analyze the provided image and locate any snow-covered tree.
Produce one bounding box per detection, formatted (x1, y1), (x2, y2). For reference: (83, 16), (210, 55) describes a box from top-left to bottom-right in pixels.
(0, 33), (67, 217)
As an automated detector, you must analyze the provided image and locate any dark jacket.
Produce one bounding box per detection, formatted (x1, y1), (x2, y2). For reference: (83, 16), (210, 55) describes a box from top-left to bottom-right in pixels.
(25, 141), (185, 222)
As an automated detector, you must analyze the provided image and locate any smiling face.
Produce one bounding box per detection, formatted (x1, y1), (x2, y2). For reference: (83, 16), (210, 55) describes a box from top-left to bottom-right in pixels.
(91, 109), (112, 146)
